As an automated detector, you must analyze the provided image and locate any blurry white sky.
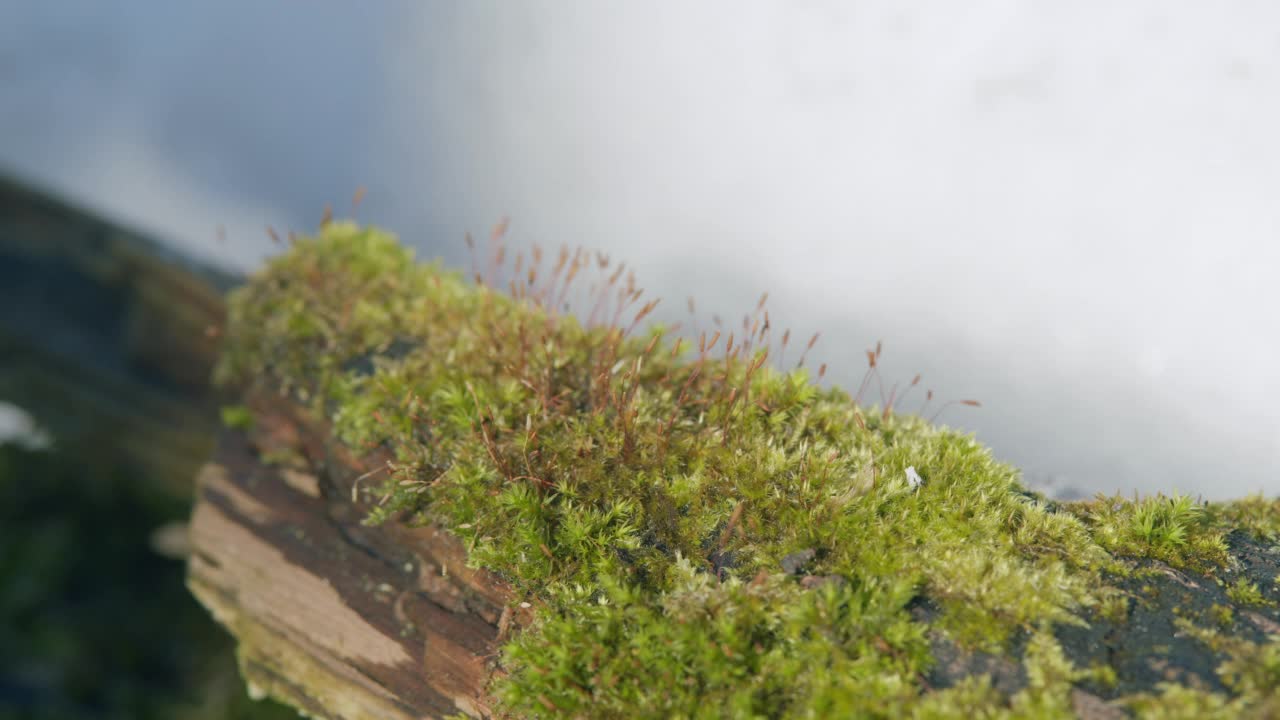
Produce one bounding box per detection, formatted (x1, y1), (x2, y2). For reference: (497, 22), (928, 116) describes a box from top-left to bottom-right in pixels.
(2, 2), (1278, 498)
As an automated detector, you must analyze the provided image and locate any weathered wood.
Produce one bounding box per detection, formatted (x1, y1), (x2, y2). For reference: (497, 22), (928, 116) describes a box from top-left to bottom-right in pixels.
(187, 394), (516, 719)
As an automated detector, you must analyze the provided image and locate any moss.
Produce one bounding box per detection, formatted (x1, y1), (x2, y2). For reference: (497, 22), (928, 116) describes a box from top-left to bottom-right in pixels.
(217, 223), (1280, 718)
(220, 404), (255, 431)
(1125, 684), (1244, 720)
(1064, 493), (1230, 573)
(1225, 579), (1274, 608)
(1210, 495), (1280, 544)
(1209, 603), (1235, 629)
(1149, 618), (1280, 718)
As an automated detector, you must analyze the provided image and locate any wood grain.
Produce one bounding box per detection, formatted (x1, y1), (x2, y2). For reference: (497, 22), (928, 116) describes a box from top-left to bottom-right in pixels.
(186, 396), (513, 719)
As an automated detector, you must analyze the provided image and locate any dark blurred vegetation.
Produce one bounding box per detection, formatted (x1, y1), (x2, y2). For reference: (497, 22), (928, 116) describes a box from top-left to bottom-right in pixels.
(0, 172), (292, 718)
(0, 442), (294, 720)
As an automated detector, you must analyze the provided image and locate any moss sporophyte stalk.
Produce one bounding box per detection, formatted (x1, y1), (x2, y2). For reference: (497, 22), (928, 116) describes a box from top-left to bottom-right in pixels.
(217, 222), (1280, 718)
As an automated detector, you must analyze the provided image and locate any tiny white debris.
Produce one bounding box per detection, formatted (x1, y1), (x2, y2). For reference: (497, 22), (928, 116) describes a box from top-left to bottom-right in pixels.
(0, 401), (51, 450)
(519, 602), (532, 609)
(905, 466), (924, 489)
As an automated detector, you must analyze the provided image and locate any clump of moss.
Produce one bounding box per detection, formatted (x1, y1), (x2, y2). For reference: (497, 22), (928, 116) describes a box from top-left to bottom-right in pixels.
(1211, 494), (1280, 544)
(1066, 493), (1230, 573)
(1126, 683), (1245, 720)
(1225, 579), (1274, 608)
(1209, 603), (1235, 629)
(220, 404), (255, 431)
(217, 223), (1280, 718)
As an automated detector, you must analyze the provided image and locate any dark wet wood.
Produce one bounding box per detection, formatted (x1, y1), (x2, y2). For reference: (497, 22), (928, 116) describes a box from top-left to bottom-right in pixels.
(187, 394), (514, 719)
(0, 171), (235, 498)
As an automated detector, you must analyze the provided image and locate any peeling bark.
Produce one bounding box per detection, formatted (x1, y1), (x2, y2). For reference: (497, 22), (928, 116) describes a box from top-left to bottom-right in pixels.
(187, 397), (513, 719)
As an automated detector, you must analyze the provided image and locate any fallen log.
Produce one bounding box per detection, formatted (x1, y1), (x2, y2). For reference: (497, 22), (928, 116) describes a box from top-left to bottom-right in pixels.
(189, 222), (1280, 719)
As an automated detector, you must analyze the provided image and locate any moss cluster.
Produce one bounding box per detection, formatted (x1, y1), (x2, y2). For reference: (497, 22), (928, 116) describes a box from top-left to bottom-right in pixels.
(217, 223), (1280, 719)
(1066, 494), (1230, 574)
(1211, 495), (1280, 544)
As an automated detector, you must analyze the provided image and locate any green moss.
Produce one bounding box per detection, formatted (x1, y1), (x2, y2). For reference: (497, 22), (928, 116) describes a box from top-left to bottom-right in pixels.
(1210, 494), (1280, 544)
(220, 404), (255, 431)
(1065, 493), (1230, 573)
(1217, 635), (1280, 698)
(499, 566), (930, 717)
(1126, 684), (1244, 720)
(1225, 579), (1274, 608)
(1209, 603), (1235, 629)
(1155, 618), (1280, 717)
(217, 224), (1280, 717)
(1005, 629), (1086, 717)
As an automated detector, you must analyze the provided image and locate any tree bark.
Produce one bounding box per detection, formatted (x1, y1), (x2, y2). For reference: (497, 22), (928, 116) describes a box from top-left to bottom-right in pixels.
(186, 394), (517, 719)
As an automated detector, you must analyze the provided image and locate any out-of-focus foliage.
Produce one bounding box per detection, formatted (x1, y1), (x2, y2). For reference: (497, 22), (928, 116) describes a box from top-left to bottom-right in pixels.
(0, 441), (293, 720)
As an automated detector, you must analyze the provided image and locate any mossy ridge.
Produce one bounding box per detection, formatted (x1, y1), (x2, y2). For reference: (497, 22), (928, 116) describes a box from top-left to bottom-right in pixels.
(217, 223), (1280, 718)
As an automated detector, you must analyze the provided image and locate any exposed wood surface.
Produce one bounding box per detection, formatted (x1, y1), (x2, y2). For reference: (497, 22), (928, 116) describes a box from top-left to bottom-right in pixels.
(187, 395), (515, 719)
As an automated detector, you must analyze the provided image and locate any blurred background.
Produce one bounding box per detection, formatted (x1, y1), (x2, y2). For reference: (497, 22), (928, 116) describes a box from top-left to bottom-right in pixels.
(1, 1), (1277, 714)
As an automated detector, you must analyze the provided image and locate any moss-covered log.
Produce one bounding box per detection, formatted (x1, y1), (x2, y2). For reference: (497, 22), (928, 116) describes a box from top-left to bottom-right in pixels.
(193, 223), (1280, 719)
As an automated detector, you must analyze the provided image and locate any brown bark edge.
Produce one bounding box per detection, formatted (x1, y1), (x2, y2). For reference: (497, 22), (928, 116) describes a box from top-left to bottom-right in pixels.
(187, 396), (519, 719)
